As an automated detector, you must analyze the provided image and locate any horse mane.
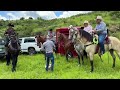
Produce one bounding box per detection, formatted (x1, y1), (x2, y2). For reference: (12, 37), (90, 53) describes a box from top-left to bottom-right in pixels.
(79, 29), (93, 42)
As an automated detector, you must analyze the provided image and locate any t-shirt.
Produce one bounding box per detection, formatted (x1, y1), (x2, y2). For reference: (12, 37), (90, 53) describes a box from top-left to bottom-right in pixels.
(42, 39), (55, 53)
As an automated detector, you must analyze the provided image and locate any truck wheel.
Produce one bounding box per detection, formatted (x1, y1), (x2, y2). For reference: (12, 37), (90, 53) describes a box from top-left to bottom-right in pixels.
(28, 48), (36, 55)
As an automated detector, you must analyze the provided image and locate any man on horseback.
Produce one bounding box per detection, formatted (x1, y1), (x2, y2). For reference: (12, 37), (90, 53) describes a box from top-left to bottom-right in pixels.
(93, 16), (107, 55)
(4, 23), (17, 65)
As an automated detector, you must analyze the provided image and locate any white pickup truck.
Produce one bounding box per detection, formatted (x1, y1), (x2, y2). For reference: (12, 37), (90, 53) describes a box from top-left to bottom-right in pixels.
(19, 37), (42, 55)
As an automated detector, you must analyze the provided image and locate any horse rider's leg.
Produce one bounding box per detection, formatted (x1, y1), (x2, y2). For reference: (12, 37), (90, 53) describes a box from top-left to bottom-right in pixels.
(89, 52), (94, 72)
(51, 53), (54, 71)
(98, 34), (106, 54)
(46, 53), (50, 71)
(109, 49), (116, 68)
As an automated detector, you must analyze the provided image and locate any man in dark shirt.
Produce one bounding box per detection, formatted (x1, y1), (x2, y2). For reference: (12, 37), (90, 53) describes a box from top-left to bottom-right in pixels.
(4, 23), (17, 66)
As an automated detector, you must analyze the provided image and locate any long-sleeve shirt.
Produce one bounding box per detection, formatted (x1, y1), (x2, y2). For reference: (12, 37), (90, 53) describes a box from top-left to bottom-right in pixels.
(84, 25), (93, 34)
(41, 39), (55, 53)
(4, 28), (16, 36)
(95, 21), (107, 35)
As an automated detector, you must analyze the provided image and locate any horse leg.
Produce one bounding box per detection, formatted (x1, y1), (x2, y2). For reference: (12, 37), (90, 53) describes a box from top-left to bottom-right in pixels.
(110, 49), (116, 68)
(80, 53), (84, 65)
(99, 55), (103, 62)
(6, 52), (11, 66)
(89, 53), (94, 72)
(11, 54), (16, 72)
(116, 51), (120, 60)
(66, 53), (68, 62)
(84, 50), (88, 59)
(78, 55), (81, 65)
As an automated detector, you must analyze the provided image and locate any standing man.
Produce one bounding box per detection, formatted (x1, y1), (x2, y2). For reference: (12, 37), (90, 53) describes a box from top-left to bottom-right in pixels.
(48, 29), (56, 44)
(40, 35), (56, 71)
(93, 16), (107, 55)
(4, 23), (17, 66)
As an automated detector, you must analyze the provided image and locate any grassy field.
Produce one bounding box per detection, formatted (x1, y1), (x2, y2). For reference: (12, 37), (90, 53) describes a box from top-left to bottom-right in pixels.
(0, 52), (120, 79)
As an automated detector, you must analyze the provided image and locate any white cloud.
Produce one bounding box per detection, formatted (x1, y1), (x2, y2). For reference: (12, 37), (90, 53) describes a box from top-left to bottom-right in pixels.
(0, 15), (7, 20)
(58, 11), (92, 18)
(36, 11), (57, 20)
(7, 13), (19, 20)
(1, 11), (92, 20)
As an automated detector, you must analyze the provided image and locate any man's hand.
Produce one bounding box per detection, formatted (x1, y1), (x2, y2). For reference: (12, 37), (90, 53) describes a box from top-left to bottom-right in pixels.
(92, 29), (97, 33)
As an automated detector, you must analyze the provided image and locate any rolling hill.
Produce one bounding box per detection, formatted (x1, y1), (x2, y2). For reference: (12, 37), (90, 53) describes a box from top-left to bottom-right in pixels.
(0, 11), (120, 39)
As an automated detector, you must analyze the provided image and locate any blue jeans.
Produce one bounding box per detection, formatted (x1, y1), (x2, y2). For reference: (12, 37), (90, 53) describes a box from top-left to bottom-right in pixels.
(46, 53), (54, 71)
(98, 34), (106, 53)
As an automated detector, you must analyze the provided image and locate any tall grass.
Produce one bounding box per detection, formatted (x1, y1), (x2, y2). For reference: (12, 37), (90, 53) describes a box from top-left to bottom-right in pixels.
(0, 52), (120, 79)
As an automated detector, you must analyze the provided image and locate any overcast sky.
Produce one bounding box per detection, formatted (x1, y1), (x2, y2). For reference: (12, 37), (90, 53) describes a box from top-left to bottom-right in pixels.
(0, 11), (92, 20)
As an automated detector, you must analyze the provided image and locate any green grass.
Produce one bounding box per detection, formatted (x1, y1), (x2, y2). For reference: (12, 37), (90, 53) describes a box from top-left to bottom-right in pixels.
(0, 52), (120, 79)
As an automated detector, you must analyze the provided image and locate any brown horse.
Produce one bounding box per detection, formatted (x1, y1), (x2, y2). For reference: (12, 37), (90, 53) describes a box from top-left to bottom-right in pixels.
(57, 33), (87, 64)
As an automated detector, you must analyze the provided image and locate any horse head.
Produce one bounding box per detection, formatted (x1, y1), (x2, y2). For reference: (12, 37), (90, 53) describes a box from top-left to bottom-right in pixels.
(69, 27), (80, 42)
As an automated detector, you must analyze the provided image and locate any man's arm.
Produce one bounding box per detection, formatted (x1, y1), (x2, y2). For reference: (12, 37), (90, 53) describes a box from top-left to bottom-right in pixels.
(97, 23), (106, 33)
(52, 42), (56, 51)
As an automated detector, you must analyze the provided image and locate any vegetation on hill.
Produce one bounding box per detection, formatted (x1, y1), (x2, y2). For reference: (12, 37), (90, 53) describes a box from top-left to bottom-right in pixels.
(0, 11), (120, 38)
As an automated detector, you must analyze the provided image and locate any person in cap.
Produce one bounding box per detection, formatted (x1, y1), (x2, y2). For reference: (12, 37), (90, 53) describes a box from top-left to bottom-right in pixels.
(4, 23), (16, 36)
(4, 23), (17, 65)
(40, 35), (56, 71)
(47, 29), (56, 43)
(83, 20), (93, 34)
(93, 16), (107, 55)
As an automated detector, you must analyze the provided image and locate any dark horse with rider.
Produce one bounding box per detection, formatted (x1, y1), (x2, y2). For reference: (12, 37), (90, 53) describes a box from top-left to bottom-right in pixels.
(4, 23), (20, 72)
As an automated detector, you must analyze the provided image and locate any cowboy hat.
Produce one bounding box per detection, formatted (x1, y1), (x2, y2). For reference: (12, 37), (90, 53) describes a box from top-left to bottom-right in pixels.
(84, 20), (89, 24)
(96, 16), (103, 20)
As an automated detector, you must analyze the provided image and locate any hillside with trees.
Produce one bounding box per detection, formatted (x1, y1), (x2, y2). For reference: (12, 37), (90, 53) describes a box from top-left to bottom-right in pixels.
(0, 11), (120, 39)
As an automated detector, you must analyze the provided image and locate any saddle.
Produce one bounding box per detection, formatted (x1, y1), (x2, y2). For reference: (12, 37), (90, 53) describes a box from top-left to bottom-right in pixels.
(95, 35), (110, 54)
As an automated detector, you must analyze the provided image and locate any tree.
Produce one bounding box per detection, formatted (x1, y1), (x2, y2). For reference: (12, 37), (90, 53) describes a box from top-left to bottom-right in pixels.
(20, 17), (25, 20)
(29, 17), (33, 19)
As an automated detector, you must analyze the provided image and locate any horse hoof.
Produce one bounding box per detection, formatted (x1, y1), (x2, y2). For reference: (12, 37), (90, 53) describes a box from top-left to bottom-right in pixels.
(112, 66), (115, 68)
(6, 63), (10, 66)
(90, 70), (93, 73)
(12, 68), (16, 72)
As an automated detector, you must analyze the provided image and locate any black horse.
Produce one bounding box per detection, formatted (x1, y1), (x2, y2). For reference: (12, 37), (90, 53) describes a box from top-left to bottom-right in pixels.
(6, 35), (20, 72)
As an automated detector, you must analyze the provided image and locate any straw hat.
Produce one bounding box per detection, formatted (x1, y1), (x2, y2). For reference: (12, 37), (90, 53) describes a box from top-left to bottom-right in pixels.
(96, 16), (103, 20)
(84, 20), (89, 24)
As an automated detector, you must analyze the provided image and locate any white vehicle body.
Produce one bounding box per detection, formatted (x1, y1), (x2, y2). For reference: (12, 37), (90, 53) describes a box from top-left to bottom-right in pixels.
(19, 37), (42, 54)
